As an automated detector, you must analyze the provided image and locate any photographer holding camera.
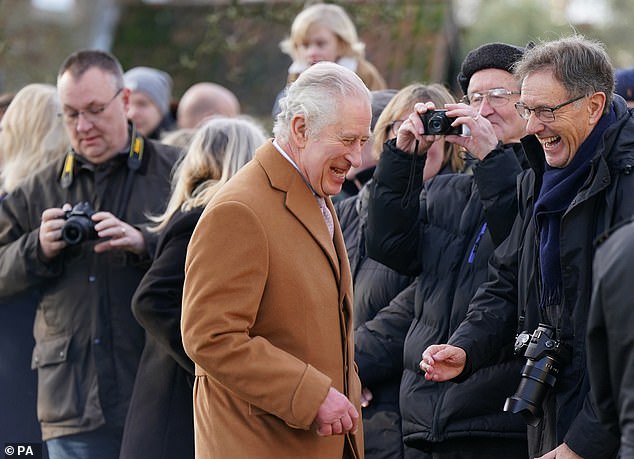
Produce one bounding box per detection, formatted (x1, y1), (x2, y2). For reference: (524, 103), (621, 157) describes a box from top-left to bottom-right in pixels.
(420, 35), (634, 459)
(0, 50), (179, 458)
(365, 42), (530, 458)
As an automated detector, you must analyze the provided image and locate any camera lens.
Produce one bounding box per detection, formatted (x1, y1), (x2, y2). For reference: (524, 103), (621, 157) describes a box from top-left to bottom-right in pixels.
(62, 220), (86, 245)
(429, 117), (445, 133)
(503, 356), (559, 426)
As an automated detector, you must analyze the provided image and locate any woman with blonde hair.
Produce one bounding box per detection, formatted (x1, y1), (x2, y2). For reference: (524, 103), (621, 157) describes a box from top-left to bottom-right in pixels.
(373, 83), (466, 176)
(0, 83), (69, 449)
(119, 116), (266, 459)
(336, 82), (465, 459)
(0, 83), (68, 195)
(273, 2), (386, 117)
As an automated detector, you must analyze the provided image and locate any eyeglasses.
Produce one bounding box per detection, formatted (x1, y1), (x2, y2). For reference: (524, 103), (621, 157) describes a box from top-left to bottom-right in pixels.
(59, 88), (123, 126)
(514, 94), (585, 122)
(389, 119), (405, 136)
(461, 88), (520, 107)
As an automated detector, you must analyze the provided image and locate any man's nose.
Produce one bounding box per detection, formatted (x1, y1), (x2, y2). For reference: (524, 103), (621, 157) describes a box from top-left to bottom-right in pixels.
(477, 97), (494, 117)
(347, 143), (363, 168)
(525, 113), (543, 135)
(75, 113), (94, 131)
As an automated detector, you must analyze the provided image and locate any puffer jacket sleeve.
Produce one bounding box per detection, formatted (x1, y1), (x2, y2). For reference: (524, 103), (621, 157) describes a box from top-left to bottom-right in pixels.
(355, 279), (416, 387)
(366, 139), (425, 275)
(448, 215), (523, 378)
(473, 144), (524, 246)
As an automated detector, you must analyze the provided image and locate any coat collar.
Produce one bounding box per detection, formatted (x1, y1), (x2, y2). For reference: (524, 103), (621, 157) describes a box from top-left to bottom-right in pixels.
(256, 141), (353, 307)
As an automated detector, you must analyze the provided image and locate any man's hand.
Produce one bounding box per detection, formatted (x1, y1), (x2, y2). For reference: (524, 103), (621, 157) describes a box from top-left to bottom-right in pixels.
(535, 443), (582, 459)
(314, 387), (359, 436)
(92, 211), (145, 255)
(444, 102), (499, 160)
(39, 204), (71, 259)
(419, 344), (467, 382)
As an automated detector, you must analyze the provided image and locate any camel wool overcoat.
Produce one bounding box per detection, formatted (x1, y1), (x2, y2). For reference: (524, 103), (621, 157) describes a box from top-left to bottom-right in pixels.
(182, 140), (363, 459)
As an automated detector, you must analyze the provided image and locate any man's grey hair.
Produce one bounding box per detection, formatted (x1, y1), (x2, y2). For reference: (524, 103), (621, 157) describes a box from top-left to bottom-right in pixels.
(513, 34), (614, 113)
(273, 62), (371, 143)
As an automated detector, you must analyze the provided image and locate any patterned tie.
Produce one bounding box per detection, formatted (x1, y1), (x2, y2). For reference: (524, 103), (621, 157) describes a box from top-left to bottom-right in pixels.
(316, 196), (334, 239)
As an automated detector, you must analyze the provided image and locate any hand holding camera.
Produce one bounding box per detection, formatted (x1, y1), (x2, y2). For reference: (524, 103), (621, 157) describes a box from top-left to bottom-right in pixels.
(39, 202), (145, 258)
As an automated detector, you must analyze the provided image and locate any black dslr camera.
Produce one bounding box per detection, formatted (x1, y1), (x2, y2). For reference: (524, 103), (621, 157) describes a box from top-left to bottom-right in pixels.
(420, 109), (462, 135)
(503, 324), (571, 426)
(61, 202), (97, 246)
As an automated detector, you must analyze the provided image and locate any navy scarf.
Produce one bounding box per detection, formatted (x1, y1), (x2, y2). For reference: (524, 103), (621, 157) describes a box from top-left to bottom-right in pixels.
(534, 105), (616, 314)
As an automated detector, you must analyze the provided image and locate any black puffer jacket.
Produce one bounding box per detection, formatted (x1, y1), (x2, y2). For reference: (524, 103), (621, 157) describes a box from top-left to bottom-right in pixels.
(366, 139), (528, 450)
(449, 97), (634, 459)
(336, 183), (414, 459)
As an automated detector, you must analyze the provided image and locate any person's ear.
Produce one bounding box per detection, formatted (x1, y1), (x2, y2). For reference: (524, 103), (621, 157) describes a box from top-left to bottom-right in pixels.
(587, 92), (606, 124)
(121, 87), (131, 112)
(290, 114), (308, 148)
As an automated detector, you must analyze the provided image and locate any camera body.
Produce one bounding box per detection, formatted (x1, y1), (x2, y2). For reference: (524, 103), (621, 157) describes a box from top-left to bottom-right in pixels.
(503, 324), (571, 426)
(61, 202), (97, 246)
(420, 109), (462, 135)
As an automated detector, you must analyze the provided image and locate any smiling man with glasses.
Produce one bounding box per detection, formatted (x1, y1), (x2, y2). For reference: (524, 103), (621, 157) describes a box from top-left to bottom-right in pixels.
(0, 49), (181, 458)
(421, 35), (634, 459)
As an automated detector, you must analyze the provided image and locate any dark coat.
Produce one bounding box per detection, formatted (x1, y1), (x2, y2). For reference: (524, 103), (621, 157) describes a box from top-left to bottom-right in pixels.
(449, 97), (634, 459)
(365, 140), (528, 454)
(587, 217), (634, 458)
(0, 291), (42, 445)
(0, 133), (179, 440)
(119, 208), (202, 459)
(336, 183), (414, 459)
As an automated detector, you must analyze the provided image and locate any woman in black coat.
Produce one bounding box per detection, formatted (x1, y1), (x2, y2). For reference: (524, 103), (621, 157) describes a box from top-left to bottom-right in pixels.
(119, 116), (266, 459)
(336, 83), (465, 459)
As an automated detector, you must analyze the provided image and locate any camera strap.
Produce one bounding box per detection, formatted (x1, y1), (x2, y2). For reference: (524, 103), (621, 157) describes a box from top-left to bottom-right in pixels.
(114, 125), (144, 218)
(59, 125), (144, 218)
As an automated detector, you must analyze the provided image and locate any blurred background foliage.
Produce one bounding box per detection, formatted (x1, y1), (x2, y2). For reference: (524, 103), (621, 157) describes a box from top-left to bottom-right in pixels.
(1, 0), (633, 127)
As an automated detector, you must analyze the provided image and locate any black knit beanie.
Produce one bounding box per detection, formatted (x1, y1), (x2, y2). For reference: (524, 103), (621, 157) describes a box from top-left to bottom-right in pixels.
(457, 42), (525, 95)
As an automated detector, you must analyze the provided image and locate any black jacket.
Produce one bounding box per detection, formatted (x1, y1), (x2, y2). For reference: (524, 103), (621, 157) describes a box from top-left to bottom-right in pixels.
(587, 217), (634, 458)
(449, 97), (634, 458)
(120, 208), (202, 459)
(0, 132), (179, 440)
(336, 184), (414, 459)
(365, 139), (528, 451)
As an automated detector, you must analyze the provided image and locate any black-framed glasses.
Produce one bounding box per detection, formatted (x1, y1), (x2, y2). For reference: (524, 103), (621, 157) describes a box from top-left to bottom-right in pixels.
(461, 88), (520, 107)
(389, 119), (405, 136)
(59, 88), (123, 126)
(514, 94), (585, 122)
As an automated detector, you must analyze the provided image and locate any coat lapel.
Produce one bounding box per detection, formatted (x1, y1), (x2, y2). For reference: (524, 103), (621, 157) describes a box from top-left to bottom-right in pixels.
(257, 143), (341, 281)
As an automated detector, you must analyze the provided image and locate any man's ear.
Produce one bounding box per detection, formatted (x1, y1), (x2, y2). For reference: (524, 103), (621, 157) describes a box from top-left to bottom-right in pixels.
(290, 114), (308, 148)
(587, 92), (606, 124)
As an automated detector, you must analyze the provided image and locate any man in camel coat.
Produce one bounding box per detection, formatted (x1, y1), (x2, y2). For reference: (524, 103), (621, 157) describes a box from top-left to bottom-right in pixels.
(182, 62), (371, 458)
